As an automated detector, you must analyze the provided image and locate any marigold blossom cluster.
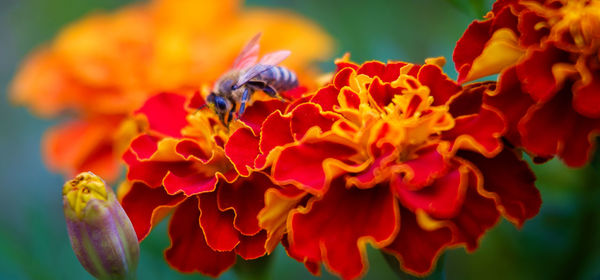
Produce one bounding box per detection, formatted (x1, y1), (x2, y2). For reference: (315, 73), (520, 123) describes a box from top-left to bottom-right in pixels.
(119, 57), (541, 278)
(12, 0), (600, 279)
(454, 0), (600, 166)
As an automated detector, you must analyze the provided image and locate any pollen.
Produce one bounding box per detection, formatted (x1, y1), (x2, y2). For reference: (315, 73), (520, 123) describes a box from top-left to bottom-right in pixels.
(63, 172), (108, 218)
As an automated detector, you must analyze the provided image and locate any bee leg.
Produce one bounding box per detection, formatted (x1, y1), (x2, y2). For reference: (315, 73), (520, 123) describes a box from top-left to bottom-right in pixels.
(239, 87), (251, 116)
(262, 85), (286, 101)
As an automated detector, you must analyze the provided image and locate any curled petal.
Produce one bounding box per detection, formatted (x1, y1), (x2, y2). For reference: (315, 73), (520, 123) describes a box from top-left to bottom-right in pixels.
(198, 192), (240, 252)
(383, 208), (452, 276)
(442, 106), (505, 156)
(121, 182), (186, 241)
(450, 177), (500, 250)
(272, 139), (360, 194)
(217, 173), (274, 236)
(516, 45), (570, 102)
(459, 149), (540, 227)
(290, 103), (340, 140)
(225, 127), (260, 176)
(239, 99), (287, 135)
(519, 88), (600, 166)
(165, 197), (236, 276)
(288, 180), (399, 280)
(417, 64), (461, 106)
(393, 164), (468, 219)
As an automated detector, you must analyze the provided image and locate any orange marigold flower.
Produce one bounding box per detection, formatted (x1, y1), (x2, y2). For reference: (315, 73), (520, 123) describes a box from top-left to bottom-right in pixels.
(453, 0), (600, 166)
(225, 58), (541, 279)
(119, 91), (295, 276)
(10, 0), (332, 181)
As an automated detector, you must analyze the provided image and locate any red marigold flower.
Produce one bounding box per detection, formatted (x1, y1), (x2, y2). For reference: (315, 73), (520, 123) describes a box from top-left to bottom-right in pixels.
(10, 0), (333, 182)
(118, 91), (294, 276)
(225, 58), (541, 279)
(453, 0), (600, 166)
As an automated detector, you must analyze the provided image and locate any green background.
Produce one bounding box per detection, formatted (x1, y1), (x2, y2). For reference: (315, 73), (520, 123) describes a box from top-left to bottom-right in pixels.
(1, 0), (599, 279)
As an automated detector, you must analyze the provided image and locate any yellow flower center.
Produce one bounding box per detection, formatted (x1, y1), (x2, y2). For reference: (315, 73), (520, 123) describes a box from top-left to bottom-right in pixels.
(343, 64), (454, 162)
(63, 172), (108, 218)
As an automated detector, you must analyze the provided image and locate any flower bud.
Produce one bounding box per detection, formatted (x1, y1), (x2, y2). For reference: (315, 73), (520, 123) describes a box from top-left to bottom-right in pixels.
(63, 172), (139, 280)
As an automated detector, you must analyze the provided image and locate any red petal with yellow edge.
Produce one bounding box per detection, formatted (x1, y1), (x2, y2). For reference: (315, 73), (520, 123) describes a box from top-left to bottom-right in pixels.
(290, 103), (340, 140)
(450, 178), (500, 250)
(217, 173), (273, 236)
(288, 179), (399, 280)
(417, 64), (461, 106)
(573, 69), (600, 118)
(175, 139), (211, 162)
(397, 144), (450, 189)
(123, 149), (192, 188)
(519, 90), (600, 167)
(129, 134), (160, 160)
(121, 182), (186, 241)
(225, 127), (260, 176)
(135, 92), (188, 138)
(239, 100), (287, 135)
(516, 45), (569, 102)
(285, 95), (312, 114)
(394, 164), (467, 219)
(43, 117), (121, 182)
(458, 149), (540, 227)
(485, 67), (534, 146)
(442, 107), (505, 156)
(259, 111), (293, 155)
(272, 141), (359, 194)
(198, 192), (240, 252)
(333, 67), (354, 90)
(310, 84), (340, 112)
(368, 77), (402, 109)
(357, 61), (407, 82)
(165, 197), (236, 276)
(236, 231), (268, 260)
(335, 59), (359, 72)
(383, 208), (452, 276)
(163, 170), (219, 196)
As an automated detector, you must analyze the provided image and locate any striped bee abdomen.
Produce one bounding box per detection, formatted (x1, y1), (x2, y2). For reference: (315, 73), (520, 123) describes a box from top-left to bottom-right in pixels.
(256, 65), (298, 92)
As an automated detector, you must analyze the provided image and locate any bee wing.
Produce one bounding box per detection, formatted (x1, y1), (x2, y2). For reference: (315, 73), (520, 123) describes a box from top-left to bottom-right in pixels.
(234, 50), (291, 88)
(258, 50), (291, 66)
(234, 64), (273, 88)
(232, 32), (262, 69)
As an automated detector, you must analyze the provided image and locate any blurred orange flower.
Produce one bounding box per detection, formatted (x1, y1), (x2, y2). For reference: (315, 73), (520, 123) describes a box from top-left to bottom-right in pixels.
(11, 0), (332, 181)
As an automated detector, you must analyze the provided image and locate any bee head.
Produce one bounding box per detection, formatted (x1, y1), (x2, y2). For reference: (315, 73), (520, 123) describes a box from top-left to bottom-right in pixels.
(207, 92), (233, 124)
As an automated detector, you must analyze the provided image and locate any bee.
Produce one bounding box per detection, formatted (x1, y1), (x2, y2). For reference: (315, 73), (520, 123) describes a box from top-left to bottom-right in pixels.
(206, 33), (299, 125)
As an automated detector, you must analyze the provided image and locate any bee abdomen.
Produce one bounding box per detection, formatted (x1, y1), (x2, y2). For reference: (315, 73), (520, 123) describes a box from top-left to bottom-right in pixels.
(258, 66), (298, 92)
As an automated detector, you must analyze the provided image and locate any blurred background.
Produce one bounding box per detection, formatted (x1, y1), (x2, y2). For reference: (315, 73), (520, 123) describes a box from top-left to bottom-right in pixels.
(1, 0), (599, 279)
